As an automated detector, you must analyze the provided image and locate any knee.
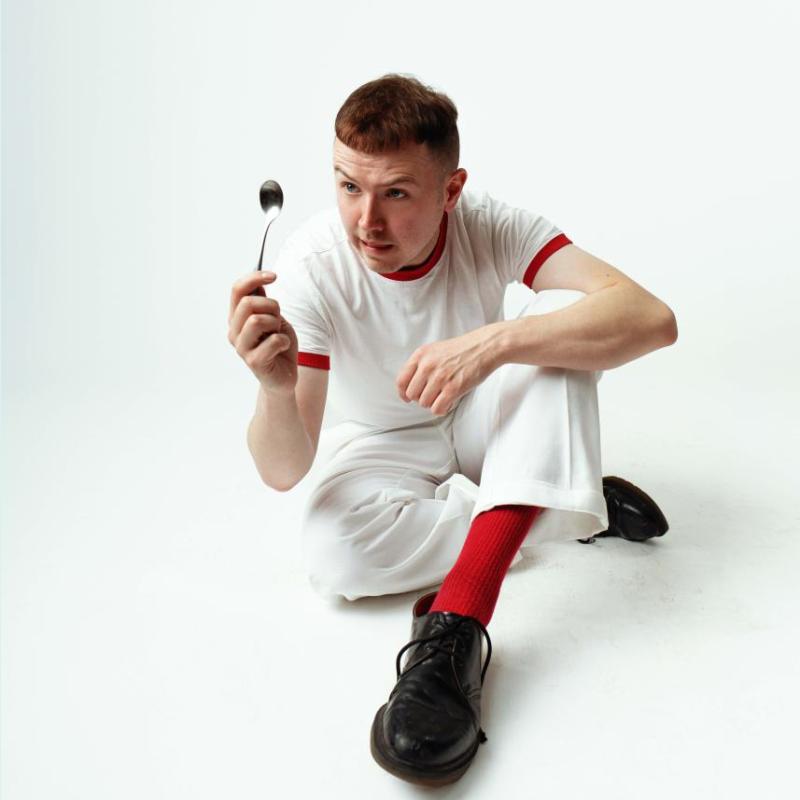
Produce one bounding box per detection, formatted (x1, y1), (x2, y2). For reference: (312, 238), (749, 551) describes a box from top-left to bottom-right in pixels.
(300, 489), (415, 601)
(301, 530), (371, 601)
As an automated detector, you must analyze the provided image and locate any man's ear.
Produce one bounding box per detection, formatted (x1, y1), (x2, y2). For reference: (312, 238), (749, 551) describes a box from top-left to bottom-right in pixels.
(444, 168), (468, 211)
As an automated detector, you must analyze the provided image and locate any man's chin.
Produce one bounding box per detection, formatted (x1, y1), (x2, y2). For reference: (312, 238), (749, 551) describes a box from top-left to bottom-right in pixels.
(370, 262), (401, 274)
(359, 245), (401, 271)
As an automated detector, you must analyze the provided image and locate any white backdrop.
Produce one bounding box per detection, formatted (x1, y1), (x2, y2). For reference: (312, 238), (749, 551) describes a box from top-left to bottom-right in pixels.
(3, 1), (799, 798)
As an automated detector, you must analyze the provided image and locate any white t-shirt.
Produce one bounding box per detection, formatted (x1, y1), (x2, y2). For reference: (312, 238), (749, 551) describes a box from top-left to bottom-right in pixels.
(272, 189), (571, 429)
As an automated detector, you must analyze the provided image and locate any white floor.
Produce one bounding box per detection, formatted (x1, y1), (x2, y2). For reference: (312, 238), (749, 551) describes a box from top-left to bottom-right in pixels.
(4, 0), (799, 795)
(4, 341), (799, 800)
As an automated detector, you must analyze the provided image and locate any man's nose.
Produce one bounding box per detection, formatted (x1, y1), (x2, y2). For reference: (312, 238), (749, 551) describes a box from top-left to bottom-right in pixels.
(359, 196), (383, 230)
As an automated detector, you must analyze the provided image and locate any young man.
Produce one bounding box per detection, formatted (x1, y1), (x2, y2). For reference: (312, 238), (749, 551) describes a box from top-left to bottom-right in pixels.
(228, 74), (677, 785)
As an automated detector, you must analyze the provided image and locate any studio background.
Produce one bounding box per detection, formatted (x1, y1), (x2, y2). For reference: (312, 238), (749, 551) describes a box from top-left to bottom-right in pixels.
(3, 1), (799, 798)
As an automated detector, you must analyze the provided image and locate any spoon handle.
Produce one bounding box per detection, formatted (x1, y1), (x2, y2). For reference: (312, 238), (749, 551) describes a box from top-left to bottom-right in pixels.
(256, 219), (275, 272)
(252, 219), (275, 296)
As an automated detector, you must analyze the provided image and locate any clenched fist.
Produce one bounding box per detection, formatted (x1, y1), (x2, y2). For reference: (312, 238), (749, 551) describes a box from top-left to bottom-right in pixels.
(228, 270), (299, 396)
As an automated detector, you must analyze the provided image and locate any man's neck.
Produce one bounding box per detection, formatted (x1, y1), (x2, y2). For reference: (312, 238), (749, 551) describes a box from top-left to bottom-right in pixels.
(397, 231), (440, 271)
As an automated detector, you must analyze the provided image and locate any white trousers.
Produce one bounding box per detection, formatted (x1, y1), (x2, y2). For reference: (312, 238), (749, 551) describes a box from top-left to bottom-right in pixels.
(301, 290), (609, 601)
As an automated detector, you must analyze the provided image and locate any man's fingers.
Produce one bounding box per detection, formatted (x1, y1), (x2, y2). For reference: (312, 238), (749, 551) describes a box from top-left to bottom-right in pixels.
(404, 367), (432, 404)
(395, 361), (416, 401)
(417, 379), (442, 409)
(237, 312), (282, 353)
(430, 393), (451, 416)
(228, 271), (277, 322)
(244, 328), (288, 368)
(228, 295), (281, 344)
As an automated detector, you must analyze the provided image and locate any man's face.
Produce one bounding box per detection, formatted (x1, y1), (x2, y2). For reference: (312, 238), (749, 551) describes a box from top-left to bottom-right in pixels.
(333, 138), (467, 273)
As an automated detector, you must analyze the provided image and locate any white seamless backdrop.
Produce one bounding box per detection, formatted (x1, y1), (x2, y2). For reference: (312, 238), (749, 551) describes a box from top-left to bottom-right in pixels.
(3, 1), (799, 799)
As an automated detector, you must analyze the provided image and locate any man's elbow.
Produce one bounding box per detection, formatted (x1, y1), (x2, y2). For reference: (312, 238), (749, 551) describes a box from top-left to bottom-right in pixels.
(267, 479), (297, 493)
(248, 451), (301, 493)
(261, 471), (304, 493)
(657, 304), (678, 346)
(262, 465), (314, 492)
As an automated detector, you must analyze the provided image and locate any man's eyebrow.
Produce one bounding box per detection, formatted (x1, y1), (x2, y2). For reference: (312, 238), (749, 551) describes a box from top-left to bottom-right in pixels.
(334, 166), (418, 185)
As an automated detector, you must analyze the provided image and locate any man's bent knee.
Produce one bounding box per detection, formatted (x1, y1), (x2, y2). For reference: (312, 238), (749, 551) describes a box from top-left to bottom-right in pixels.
(300, 493), (417, 601)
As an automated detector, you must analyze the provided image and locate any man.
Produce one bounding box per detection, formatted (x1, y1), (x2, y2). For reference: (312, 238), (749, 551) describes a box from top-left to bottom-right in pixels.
(227, 74), (677, 785)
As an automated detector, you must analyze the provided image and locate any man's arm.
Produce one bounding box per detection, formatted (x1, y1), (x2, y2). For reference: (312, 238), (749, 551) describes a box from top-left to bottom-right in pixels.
(247, 365), (329, 491)
(395, 243), (677, 416)
(490, 243), (678, 371)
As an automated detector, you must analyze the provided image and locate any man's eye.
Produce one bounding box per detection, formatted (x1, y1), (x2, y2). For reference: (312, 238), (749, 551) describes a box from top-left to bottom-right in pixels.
(387, 188), (406, 199)
(341, 181), (407, 197)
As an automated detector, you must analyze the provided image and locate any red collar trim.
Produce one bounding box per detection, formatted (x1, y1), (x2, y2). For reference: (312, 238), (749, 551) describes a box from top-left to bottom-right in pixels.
(378, 212), (448, 281)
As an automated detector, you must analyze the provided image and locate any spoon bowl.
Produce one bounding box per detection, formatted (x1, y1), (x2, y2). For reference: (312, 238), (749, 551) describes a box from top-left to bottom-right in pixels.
(256, 179), (284, 273)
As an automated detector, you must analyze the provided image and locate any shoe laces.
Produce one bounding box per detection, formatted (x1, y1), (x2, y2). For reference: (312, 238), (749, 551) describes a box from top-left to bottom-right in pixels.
(394, 615), (493, 687)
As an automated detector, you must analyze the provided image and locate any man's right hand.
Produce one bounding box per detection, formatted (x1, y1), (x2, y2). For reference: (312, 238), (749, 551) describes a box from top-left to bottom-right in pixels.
(228, 270), (299, 396)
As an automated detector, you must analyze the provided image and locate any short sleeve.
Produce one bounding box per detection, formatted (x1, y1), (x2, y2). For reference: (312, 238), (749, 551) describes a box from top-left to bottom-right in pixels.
(488, 194), (573, 289)
(271, 237), (332, 371)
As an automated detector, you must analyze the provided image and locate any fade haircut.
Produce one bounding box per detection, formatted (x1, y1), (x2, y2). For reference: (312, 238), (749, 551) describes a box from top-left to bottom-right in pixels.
(334, 74), (460, 173)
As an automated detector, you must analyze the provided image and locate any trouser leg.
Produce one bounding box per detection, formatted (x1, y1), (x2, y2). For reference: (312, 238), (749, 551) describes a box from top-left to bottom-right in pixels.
(300, 419), (475, 601)
(300, 289), (608, 601)
(450, 289), (609, 552)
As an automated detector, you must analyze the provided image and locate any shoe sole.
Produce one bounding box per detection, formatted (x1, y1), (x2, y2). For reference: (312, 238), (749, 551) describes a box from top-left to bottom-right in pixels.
(370, 702), (481, 786)
(597, 475), (669, 540)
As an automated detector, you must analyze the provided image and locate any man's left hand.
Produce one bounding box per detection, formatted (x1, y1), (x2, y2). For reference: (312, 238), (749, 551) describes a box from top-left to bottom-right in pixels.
(395, 324), (503, 416)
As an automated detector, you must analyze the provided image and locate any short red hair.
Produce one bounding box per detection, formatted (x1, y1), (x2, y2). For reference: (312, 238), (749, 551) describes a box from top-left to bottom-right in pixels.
(334, 74), (460, 171)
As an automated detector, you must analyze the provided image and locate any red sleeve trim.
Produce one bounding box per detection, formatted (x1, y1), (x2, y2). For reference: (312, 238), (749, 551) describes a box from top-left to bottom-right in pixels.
(522, 233), (573, 288)
(297, 352), (330, 370)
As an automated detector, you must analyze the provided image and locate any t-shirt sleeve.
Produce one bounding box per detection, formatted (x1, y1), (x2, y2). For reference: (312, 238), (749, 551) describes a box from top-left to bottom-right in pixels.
(488, 193), (573, 289)
(271, 238), (332, 371)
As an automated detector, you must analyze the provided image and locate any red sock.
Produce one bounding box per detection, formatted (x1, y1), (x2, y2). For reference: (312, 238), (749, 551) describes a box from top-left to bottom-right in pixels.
(428, 504), (543, 627)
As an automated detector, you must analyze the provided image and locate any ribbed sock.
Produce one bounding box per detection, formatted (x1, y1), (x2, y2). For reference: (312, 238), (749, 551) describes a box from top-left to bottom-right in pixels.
(428, 504), (543, 627)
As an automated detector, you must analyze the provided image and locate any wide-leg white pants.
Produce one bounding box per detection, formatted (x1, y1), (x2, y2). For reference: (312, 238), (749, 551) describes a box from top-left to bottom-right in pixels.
(300, 290), (609, 601)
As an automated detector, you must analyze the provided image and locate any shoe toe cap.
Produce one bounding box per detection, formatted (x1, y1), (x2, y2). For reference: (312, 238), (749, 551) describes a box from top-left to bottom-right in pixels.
(617, 503), (663, 536)
(605, 483), (668, 540)
(384, 698), (476, 767)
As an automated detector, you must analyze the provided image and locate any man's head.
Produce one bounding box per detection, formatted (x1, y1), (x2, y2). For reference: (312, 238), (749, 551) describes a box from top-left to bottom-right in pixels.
(333, 74), (467, 273)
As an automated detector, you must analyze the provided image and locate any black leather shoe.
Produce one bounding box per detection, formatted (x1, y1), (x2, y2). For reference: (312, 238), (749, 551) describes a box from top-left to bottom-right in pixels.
(370, 591), (492, 786)
(579, 475), (669, 543)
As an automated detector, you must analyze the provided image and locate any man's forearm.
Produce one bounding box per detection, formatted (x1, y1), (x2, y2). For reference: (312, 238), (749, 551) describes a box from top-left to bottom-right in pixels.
(247, 387), (315, 491)
(490, 283), (678, 371)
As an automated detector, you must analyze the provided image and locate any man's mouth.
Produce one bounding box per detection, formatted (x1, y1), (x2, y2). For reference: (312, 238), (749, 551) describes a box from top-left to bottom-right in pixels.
(361, 239), (393, 251)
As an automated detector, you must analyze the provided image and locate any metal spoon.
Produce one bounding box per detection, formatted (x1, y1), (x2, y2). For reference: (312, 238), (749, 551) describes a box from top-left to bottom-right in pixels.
(251, 179), (283, 298)
(256, 179), (283, 272)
